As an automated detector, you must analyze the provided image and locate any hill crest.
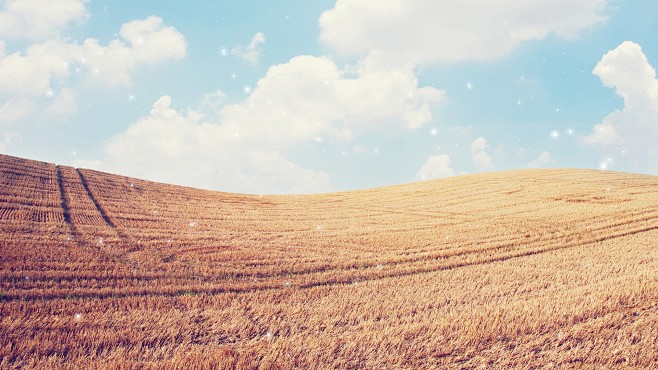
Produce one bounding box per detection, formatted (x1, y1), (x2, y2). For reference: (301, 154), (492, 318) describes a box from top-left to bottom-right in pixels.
(1, 153), (657, 368)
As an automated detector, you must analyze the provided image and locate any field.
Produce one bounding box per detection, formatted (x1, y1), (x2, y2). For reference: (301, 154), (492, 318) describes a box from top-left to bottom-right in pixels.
(1, 153), (657, 369)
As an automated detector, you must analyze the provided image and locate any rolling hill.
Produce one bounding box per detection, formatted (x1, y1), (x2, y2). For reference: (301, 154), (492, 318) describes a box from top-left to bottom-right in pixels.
(1, 153), (657, 369)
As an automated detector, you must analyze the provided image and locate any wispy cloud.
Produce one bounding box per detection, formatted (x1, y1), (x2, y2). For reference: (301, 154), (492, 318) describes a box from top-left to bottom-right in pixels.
(231, 32), (266, 65)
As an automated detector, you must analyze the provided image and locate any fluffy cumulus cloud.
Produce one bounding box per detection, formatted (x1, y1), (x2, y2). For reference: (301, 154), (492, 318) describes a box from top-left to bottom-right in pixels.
(0, 39), (77, 96)
(416, 154), (455, 180)
(81, 16), (187, 86)
(231, 32), (266, 65)
(88, 55), (444, 193)
(82, 96), (331, 194)
(584, 41), (658, 173)
(219, 55), (444, 147)
(0, 16), (186, 121)
(0, 0), (88, 40)
(470, 136), (493, 169)
(320, 0), (607, 64)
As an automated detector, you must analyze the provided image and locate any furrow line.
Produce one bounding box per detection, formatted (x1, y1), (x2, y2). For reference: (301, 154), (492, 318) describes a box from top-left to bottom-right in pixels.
(76, 169), (115, 228)
(56, 166), (72, 226)
(6, 223), (657, 302)
(174, 210), (658, 275)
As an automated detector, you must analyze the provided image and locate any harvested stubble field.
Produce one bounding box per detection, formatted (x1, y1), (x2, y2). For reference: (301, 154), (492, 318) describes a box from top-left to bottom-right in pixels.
(1, 153), (657, 369)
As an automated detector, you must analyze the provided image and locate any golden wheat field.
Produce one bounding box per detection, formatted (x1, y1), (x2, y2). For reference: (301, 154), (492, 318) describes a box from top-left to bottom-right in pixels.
(1, 153), (657, 369)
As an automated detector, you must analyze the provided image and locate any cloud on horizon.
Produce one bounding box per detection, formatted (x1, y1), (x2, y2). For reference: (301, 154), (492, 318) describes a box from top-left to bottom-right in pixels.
(470, 136), (493, 169)
(585, 41), (658, 173)
(416, 154), (456, 180)
(83, 55), (444, 194)
(528, 151), (553, 168)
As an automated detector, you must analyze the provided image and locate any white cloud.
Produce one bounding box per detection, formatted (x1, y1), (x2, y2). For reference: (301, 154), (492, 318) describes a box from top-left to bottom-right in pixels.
(416, 154), (455, 180)
(0, 97), (32, 122)
(48, 88), (76, 116)
(83, 96), (331, 194)
(0, 131), (22, 152)
(200, 89), (227, 112)
(584, 41), (658, 172)
(320, 0), (607, 64)
(86, 53), (444, 193)
(219, 55), (443, 148)
(0, 16), (186, 122)
(0, 17), (186, 95)
(528, 151), (553, 168)
(470, 136), (493, 169)
(0, 39), (75, 96)
(231, 32), (266, 65)
(0, 0), (88, 40)
(82, 16), (187, 86)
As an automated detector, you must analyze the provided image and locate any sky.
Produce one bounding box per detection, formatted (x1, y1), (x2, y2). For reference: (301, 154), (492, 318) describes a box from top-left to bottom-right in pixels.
(1, 0), (657, 194)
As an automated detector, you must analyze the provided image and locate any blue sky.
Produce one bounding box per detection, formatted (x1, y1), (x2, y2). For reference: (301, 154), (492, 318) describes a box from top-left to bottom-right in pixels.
(1, 0), (657, 194)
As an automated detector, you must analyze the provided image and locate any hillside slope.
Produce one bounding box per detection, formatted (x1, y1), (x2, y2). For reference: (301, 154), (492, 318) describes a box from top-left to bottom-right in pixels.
(1, 153), (657, 369)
